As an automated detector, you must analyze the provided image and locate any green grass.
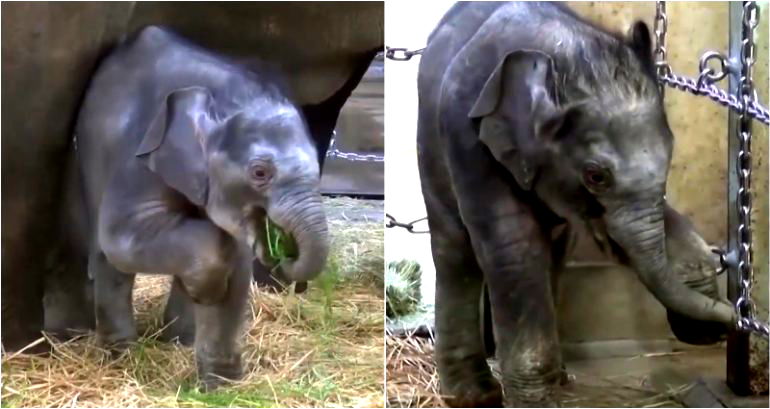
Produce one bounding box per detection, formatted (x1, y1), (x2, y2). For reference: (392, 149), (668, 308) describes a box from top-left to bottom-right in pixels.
(177, 387), (275, 408)
(265, 218), (297, 265)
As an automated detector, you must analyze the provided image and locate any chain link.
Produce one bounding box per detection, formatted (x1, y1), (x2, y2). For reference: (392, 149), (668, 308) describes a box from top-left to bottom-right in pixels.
(325, 134), (384, 163)
(654, 1), (671, 96)
(385, 214), (429, 234)
(654, 1), (769, 126)
(385, 46), (425, 61)
(659, 72), (770, 125)
(732, 1), (768, 338)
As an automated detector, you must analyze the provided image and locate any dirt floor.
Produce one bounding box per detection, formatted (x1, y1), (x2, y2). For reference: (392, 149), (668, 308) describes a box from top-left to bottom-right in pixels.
(1, 197), (384, 408)
(386, 333), (738, 408)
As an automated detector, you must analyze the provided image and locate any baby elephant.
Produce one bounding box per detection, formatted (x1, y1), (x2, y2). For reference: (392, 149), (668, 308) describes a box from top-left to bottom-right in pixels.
(417, 2), (735, 406)
(76, 26), (329, 388)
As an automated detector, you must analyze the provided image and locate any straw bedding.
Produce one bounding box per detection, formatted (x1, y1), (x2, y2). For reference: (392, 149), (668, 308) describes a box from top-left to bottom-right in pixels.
(1, 197), (384, 408)
(386, 333), (691, 408)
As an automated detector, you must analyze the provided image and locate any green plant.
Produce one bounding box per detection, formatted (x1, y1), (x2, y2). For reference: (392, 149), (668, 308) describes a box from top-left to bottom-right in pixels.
(385, 260), (422, 318)
(265, 218), (298, 265)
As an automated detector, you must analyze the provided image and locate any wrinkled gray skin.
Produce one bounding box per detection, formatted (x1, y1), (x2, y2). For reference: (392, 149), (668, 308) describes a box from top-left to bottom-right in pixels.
(77, 26), (329, 388)
(417, 2), (735, 407)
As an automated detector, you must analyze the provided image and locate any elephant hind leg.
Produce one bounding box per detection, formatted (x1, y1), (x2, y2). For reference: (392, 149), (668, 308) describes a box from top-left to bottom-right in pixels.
(160, 277), (196, 346)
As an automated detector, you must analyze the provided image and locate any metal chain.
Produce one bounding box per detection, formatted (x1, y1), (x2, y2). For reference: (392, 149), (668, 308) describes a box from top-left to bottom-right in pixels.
(385, 46), (425, 61)
(733, 1), (768, 338)
(659, 72), (770, 125)
(655, 0), (769, 125)
(325, 134), (384, 163)
(385, 213), (429, 234)
(654, 1), (671, 97)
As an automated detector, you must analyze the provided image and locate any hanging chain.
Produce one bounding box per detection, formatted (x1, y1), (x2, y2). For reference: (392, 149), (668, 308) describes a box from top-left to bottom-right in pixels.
(659, 72), (770, 125)
(654, 1), (671, 97)
(325, 133), (384, 163)
(655, 0), (769, 125)
(733, 1), (768, 338)
(385, 46), (425, 61)
(385, 213), (429, 234)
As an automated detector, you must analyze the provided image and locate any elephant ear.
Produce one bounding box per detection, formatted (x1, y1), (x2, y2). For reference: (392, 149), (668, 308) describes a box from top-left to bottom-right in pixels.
(468, 50), (567, 190)
(136, 87), (214, 206)
(626, 21), (653, 62)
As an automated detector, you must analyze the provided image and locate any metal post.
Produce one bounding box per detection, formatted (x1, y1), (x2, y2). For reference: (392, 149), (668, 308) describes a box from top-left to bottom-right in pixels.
(726, 1), (761, 395)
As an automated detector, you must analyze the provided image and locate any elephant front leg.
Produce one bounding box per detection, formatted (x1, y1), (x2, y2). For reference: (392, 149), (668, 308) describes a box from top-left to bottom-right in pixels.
(100, 213), (247, 388)
(432, 228), (503, 407)
(462, 200), (561, 407)
(481, 238), (561, 407)
(194, 251), (251, 390)
(490, 272), (561, 406)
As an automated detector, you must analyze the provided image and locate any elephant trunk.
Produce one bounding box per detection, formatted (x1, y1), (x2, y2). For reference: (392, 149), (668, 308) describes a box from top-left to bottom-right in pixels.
(662, 205), (728, 344)
(604, 199), (735, 325)
(267, 189), (329, 282)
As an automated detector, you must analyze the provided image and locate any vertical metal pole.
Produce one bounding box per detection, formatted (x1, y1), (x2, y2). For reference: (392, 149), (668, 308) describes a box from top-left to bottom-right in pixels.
(726, 1), (751, 395)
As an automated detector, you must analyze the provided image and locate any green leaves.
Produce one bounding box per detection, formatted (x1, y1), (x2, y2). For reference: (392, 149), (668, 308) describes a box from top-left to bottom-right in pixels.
(265, 218), (298, 265)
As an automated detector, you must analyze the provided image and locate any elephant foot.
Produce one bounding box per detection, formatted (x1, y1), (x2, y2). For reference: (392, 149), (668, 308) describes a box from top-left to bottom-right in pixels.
(45, 327), (91, 343)
(504, 371), (561, 408)
(44, 300), (95, 343)
(443, 388), (502, 408)
(159, 322), (195, 346)
(440, 375), (503, 408)
(96, 329), (138, 353)
(1, 330), (51, 355)
(196, 352), (243, 391)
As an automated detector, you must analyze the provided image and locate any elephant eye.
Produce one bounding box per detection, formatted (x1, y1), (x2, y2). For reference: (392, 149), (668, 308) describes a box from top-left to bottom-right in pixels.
(248, 161), (273, 186)
(582, 163), (612, 192)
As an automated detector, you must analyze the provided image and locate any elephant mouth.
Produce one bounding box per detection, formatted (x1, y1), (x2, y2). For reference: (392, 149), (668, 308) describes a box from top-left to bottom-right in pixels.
(250, 210), (298, 270)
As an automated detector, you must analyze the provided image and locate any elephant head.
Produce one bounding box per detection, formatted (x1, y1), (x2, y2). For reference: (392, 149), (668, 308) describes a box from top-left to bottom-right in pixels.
(468, 22), (735, 331)
(136, 86), (329, 282)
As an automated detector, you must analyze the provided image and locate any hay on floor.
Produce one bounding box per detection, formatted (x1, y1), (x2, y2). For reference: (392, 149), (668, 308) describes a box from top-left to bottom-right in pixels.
(2, 197), (384, 408)
(385, 333), (693, 408)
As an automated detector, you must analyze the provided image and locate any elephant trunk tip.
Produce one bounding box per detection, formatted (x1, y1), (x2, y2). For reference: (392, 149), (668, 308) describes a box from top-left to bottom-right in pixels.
(268, 202), (330, 283)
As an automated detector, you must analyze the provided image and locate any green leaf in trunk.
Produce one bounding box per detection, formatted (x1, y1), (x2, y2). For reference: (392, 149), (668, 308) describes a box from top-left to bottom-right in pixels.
(265, 218), (298, 265)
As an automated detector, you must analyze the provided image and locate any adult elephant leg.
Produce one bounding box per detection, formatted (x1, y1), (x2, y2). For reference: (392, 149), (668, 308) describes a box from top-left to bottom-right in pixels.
(160, 277), (196, 346)
(43, 254), (94, 339)
(428, 202), (501, 407)
(90, 251), (137, 348)
(301, 48), (380, 167)
(44, 152), (95, 339)
(1, 254), (46, 353)
(193, 248), (251, 390)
